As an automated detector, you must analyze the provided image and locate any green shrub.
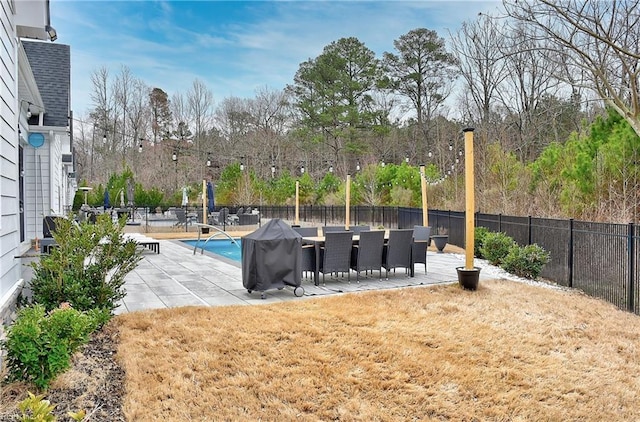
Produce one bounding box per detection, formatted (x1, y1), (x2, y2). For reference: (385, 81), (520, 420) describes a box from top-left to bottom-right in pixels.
(29, 214), (141, 315)
(480, 231), (516, 266)
(501, 244), (550, 279)
(474, 226), (490, 259)
(3, 305), (99, 390)
(18, 392), (56, 421)
(17, 391), (86, 421)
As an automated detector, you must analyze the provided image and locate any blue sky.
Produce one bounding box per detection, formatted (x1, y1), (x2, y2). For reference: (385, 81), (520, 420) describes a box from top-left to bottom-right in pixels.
(50, 0), (501, 117)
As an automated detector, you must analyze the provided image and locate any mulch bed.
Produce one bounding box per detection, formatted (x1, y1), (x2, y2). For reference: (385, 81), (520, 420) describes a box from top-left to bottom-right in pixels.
(0, 323), (125, 421)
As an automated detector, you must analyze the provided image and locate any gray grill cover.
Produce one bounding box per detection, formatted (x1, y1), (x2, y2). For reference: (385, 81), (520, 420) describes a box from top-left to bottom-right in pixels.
(242, 219), (302, 291)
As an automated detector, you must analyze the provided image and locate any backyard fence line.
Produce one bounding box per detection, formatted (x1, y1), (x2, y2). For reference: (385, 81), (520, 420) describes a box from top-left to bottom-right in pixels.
(128, 204), (640, 315)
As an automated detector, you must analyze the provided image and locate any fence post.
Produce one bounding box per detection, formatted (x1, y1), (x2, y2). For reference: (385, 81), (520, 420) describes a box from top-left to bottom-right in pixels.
(528, 215), (532, 245)
(568, 218), (573, 288)
(498, 213), (502, 232)
(628, 222), (635, 313)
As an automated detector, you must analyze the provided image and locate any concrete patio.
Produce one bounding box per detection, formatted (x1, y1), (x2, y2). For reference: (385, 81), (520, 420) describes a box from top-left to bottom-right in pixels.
(116, 238), (506, 313)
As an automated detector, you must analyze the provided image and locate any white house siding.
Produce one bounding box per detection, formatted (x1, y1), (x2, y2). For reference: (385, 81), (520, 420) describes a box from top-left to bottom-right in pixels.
(22, 131), (50, 240)
(0, 0), (23, 328)
(49, 131), (61, 214)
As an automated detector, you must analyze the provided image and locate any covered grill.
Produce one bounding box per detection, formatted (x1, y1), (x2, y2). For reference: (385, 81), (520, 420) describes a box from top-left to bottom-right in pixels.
(241, 219), (304, 299)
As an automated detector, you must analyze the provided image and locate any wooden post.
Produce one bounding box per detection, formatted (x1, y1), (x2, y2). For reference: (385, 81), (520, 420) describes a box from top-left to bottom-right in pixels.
(463, 128), (475, 269)
(420, 165), (428, 227)
(345, 174), (351, 230)
(295, 181), (300, 226)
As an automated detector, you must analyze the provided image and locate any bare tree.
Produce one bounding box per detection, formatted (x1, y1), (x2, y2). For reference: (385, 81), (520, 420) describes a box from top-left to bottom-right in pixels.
(246, 86), (295, 177)
(449, 15), (509, 128)
(187, 79), (215, 180)
(496, 22), (564, 160)
(214, 96), (252, 165)
(170, 92), (188, 129)
(503, 0), (640, 136)
(89, 66), (120, 180)
(126, 79), (151, 184)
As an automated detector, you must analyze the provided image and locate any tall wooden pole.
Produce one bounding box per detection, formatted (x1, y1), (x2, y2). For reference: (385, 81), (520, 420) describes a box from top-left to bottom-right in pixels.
(420, 165), (428, 227)
(295, 181), (300, 226)
(345, 174), (351, 230)
(463, 128), (475, 269)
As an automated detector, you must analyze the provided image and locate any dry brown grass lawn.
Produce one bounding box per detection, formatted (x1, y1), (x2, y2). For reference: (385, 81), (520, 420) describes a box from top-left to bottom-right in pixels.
(116, 280), (640, 421)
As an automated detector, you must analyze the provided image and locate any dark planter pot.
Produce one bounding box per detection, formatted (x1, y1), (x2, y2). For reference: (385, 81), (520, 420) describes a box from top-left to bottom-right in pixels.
(456, 267), (481, 290)
(201, 227), (210, 234)
(431, 235), (449, 253)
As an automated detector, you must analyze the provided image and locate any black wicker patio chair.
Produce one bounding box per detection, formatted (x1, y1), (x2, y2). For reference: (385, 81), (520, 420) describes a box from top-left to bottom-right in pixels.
(319, 231), (354, 284)
(412, 225), (431, 274)
(350, 230), (385, 282)
(350, 225), (371, 234)
(322, 225), (347, 234)
(382, 229), (414, 279)
(293, 226), (319, 279)
(292, 226), (318, 237)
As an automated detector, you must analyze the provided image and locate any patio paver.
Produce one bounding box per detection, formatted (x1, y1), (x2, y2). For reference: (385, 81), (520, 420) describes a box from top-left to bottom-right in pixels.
(116, 239), (503, 313)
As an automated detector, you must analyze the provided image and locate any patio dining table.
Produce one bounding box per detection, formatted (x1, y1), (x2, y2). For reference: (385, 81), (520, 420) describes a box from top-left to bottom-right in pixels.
(302, 231), (418, 286)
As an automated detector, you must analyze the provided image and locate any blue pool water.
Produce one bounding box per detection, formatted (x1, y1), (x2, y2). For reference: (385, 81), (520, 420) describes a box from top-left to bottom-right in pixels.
(182, 239), (242, 262)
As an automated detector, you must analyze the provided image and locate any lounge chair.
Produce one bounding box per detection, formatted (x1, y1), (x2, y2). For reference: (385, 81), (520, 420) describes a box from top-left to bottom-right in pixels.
(124, 233), (160, 254)
(173, 208), (188, 227)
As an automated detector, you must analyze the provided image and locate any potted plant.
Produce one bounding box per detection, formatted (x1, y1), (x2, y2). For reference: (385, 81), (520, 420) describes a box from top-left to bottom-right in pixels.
(430, 229), (448, 253)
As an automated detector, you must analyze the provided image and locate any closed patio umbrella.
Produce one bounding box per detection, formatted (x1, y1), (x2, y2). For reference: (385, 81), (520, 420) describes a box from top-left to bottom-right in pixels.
(181, 187), (189, 206)
(207, 182), (215, 214)
(103, 190), (111, 209)
(126, 179), (134, 207)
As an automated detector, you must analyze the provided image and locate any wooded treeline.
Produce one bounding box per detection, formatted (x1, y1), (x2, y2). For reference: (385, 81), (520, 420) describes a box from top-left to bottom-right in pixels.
(72, 1), (640, 222)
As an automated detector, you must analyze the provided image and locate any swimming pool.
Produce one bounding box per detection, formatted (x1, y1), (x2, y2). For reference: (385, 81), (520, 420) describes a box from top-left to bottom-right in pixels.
(182, 239), (242, 262)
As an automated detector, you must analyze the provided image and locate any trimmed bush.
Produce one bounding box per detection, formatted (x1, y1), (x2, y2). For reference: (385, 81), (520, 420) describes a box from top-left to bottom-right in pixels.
(29, 214), (141, 315)
(2, 305), (100, 390)
(480, 231), (516, 266)
(474, 226), (490, 259)
(501, 244), (550, 279)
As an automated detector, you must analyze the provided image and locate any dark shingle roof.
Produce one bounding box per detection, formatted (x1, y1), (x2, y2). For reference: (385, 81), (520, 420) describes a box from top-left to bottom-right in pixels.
(22, 40), (70, 128)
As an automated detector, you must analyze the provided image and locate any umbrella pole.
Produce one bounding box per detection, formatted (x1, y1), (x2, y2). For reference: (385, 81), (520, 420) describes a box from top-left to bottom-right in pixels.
(345, 174), (350, 230)
(295, 181), (300, 226)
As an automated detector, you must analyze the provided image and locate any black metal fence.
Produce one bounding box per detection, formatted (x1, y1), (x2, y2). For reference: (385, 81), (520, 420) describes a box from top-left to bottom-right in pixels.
(258, 205), (400, 230)
(132, 203), (640, 315)
(261, 205), (640, 315)
(405, 209), (640, 315)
